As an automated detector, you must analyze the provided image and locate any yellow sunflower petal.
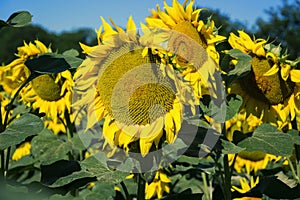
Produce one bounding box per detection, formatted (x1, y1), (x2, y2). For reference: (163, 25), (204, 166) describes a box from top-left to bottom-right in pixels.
(263, 64), (279, 76)
(290, 69), (300, 82)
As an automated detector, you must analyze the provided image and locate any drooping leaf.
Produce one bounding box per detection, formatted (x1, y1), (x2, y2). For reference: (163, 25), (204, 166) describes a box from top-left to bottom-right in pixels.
(221, 139), (245, 154)
(48, 171), (95, 188)
(25, 51), (83, 74)
(6, 11), (32, 27)
(25, 53), (71, 74)
(0, 113), (44, 150)
(41, 160), (82, 186)
(227, 49), (252, 77)
(225, 94), (243, 120)
(237, 124), (298, 156)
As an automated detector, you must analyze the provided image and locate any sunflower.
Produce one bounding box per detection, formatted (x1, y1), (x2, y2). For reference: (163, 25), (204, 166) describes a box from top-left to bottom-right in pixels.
(228, 152), (285, 174)
(146, 0), (226, 98)
(232, 176), (261, 200)
(145, 0), (226, 99)
(227, 30), (300, 134)
(21, 70), (74, 135)
(73, 16), (198, 157)
(0, 41), (73, 134)
(0, 40), (49, 95)
(145, 170), (171, 199)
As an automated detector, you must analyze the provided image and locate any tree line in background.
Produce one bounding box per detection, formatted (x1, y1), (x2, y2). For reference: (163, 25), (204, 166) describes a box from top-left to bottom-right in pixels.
(0, 0), (299, 65)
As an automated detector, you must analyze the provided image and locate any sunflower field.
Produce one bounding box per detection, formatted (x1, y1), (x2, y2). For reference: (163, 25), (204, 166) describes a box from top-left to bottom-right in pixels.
(1, 1), (300, 199)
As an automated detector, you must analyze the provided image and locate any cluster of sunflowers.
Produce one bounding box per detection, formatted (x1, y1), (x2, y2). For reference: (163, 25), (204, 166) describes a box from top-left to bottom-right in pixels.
(1, 0), (300, 199)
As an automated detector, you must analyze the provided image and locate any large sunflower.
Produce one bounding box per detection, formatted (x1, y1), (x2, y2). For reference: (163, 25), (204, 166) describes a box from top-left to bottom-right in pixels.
(73, 16), (196, 156)
(145, 0), (226, 99)
(227, 30), (300, 134)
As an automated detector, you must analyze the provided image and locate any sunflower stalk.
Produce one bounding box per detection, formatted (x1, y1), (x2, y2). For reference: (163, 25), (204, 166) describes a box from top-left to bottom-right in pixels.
(223, 154), (232, 200)
(120, 181), (131, 200)
(287, 157), (300, 183)
(137, 173), (146, 200)
(201, 172), (211, 200)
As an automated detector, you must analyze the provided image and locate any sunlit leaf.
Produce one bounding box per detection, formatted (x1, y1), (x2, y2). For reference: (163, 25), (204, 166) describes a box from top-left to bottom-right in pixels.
(228, 49), (252, 77)
(6, 11), (32, 27)
(0, 113), (43, 150)
(221, 139), (245, 154)
(225, 94), (243, 120)
(31, 129), (73, 165)
(80, 153), (129, 184)
(237, 124), (298, 156)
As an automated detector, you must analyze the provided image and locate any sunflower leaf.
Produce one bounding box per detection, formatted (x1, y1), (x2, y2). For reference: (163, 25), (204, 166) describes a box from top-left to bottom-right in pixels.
(221, 139), (245, 154)
(225, 94), (243, 120)
(31, 129), (73, 165)
(6, 11), (32, 27)
(0, 113), (44, 150)
(25, 53), (82, 74)
(80, 153), (128, 184)
(227, 49), (252, 77)
(0, 20), (8, 29)
(237, 124), (297, 156)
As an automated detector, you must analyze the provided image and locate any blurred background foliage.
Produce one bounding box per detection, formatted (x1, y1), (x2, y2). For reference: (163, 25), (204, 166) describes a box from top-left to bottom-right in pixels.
(0, 0), (299, 65)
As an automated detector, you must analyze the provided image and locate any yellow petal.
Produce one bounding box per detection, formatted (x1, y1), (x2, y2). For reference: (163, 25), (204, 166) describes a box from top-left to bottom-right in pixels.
(263, 64), (279, 76)
(290, 69), (300, 82)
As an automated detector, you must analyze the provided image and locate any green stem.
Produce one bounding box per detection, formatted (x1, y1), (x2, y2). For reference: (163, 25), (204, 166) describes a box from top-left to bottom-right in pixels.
(201, 172), (210, 200)
(1, 150), (4, 177)
(137, 173), (145, 200)
(223, 154), (232, 200)
(4, 147), (10, 178)
(287, 157), (299, 183)
(121, 181), (131, 200)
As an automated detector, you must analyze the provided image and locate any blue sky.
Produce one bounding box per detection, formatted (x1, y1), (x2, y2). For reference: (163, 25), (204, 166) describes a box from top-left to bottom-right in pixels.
(0, 0), (284, 33)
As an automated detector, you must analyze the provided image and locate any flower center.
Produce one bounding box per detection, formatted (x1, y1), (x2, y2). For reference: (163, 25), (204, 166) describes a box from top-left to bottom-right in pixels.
(128, 83), (175, 125)
(169, 21), (208, 68)
(97, 46), (176, 126)
(238, 150), (266, 161)
(31, 74), (63, 101)
(240, 56), (294, 105)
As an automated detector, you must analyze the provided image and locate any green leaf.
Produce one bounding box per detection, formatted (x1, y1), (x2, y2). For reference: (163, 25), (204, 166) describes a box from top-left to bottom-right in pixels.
(82, 183), (115, 200)
(0, 113), (44, 150)
(0, 20), (8, 29)
(25, 53), (71, 74)
(221, 139), (245, 154)
(80, 154), (128, 184)
(185, 116), (210, 129)
(31, 129), (73, 164)
(228, 49), (252, 77)
(225, 94), (243, 120)
(237, 124), (296, 156)
(9, 156), (35, 170)
(63, 49), (79, 57)
(49, 171), (95, 188)
(6, 11), (32, 27)
(177, 155), (200, 165)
